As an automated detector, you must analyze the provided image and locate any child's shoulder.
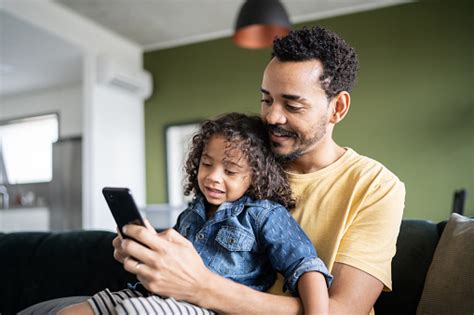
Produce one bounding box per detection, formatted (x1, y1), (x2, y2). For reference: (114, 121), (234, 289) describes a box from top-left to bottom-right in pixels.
(243, 198), (293, 229)
(245, 198), (289, 215)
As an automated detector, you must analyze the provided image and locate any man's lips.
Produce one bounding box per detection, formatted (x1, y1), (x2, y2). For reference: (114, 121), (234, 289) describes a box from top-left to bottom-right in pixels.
(270, 131), (290, 143)
(269, 128), (296, 144)
(268, 125), (296, 138)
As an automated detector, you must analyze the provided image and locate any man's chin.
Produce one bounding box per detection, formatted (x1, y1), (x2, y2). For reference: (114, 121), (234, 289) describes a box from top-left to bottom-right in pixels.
(273, 149), (304, 163)
(270, 144), (287, 157)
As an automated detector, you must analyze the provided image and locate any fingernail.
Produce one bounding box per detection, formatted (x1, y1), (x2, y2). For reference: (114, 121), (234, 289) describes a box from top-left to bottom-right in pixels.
(122, 225), (127, 234)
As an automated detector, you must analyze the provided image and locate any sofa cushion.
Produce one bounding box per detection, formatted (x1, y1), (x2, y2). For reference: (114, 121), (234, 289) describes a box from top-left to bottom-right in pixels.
(416, 214), (474, 315)
(374, 220), (442, 315)
(0, 231), (135, 315)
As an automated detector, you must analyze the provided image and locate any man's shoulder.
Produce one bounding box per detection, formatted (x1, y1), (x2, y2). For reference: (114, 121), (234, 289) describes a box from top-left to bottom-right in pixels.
(344, 148), (403, 186)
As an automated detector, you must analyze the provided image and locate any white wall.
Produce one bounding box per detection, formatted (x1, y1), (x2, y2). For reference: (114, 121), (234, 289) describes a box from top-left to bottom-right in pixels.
(0, 85), (83, 138)
(86, 83), (146, 231)
(3, 1), (147, 231)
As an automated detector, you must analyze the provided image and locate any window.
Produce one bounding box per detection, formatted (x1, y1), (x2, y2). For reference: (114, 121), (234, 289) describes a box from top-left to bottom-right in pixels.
(0, 114), (59, 184)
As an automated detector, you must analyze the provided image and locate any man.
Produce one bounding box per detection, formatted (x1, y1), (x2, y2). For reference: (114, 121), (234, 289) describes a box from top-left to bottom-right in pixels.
(114, 26), (405, 314)
(28, 26), (403, 315)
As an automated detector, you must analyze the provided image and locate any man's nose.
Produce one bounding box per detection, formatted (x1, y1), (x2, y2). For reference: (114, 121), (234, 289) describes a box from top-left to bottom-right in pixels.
(264, 104), (286, 125)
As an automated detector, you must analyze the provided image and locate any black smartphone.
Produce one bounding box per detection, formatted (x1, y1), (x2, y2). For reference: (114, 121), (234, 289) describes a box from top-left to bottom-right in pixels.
(102, 187), (145, 240)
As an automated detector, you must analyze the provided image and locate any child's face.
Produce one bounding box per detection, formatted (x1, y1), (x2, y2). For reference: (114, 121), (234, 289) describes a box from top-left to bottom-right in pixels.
(198, 135), (252, 210)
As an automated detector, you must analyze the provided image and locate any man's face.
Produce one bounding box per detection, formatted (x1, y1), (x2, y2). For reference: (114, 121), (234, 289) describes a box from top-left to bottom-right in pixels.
(260, 58), (332, 162)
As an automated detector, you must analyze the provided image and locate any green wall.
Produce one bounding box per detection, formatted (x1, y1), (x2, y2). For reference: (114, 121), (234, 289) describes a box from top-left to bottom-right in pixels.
(144, 0), (474, 221)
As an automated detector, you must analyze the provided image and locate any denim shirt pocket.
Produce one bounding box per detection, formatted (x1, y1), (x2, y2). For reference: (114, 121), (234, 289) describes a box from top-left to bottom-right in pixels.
(210, 225), (257, 277)
(215, 225), (255, 251)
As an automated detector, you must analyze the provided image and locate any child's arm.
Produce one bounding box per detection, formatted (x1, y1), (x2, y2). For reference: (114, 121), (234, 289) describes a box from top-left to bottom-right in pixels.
(258, 204), (332, 312)
(298, 271), (329, 314)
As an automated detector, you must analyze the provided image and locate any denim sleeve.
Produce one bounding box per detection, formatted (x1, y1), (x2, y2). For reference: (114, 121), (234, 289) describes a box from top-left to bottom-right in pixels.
(258, 205), (333, 296)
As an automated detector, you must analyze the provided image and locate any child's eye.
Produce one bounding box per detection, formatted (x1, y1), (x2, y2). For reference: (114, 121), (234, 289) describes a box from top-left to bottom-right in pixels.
(225, 170), (237, 175)
(201, 162), (211, 167)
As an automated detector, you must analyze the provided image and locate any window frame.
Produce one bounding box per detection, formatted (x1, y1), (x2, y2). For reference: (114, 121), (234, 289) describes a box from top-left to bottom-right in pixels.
(164, 120), (201, 206)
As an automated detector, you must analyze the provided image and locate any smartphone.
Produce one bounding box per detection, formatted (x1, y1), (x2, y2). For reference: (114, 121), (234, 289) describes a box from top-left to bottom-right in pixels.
(102, 187), (145, 240)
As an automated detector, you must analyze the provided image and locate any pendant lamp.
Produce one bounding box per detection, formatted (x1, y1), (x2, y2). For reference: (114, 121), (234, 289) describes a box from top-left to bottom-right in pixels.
(233, 0), (291, 49)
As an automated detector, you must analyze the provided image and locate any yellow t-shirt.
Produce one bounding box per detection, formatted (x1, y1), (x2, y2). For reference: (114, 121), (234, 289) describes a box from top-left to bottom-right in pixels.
(268, 148), (405, 297)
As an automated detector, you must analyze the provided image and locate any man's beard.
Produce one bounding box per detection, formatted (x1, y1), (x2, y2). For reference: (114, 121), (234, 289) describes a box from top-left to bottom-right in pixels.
(268, 116), (328, 163)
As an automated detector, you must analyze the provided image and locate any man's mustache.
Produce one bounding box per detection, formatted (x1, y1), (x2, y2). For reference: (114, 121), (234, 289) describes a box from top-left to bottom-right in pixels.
(267, 125), (297, 138)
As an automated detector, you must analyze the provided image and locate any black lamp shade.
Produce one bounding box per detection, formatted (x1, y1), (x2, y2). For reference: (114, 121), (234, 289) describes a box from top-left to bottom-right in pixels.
(233, 0), (291, 49)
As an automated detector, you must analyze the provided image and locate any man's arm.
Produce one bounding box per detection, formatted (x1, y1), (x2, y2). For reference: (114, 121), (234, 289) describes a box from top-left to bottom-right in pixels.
(328, 263), (384, 314)
(198, 271), (302, 314)
(118, 226), (383, 314)
(199, 262), (382, 314)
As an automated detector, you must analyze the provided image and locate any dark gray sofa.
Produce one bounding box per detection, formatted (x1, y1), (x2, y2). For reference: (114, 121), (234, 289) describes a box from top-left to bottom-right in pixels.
(0, 219), (447, 315)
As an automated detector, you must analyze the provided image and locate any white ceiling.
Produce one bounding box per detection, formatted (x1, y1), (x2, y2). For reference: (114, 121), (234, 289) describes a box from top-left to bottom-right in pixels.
(0, 0), (407, 97)
(0, 10), (82, 97)
(55, 0), (407, 51)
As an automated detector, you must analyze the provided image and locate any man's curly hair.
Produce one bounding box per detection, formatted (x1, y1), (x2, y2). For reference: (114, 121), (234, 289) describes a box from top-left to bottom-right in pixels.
(272, 26), (359, 99)
(184, 113), (295, 209)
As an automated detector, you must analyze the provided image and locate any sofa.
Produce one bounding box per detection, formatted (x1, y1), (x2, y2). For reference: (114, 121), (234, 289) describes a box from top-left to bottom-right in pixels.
(0, 216), (472, 315)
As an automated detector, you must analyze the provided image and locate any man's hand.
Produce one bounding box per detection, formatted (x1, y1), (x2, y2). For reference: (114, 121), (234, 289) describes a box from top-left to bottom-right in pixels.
(112, 227), (126, 264)
(118, 223), (214, 306)
(112, 219), (161, 264)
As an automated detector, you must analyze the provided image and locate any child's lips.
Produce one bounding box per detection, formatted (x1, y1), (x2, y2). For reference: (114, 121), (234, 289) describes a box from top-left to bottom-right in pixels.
(206, 186), (224, 197)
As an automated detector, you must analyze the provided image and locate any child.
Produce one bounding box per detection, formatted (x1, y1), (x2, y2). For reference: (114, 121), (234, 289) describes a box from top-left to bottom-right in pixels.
(60, 113), (332, 315)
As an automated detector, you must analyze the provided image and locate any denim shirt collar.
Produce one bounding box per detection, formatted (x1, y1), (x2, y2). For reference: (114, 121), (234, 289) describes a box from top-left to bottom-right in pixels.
(189, 194), (253, 221)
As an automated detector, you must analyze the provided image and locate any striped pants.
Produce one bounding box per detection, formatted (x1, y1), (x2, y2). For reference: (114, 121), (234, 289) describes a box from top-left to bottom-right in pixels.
(88, 288), (214, 315)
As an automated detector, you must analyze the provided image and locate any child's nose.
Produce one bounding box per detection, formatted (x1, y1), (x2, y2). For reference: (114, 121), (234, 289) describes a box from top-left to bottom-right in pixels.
(207, 169), (223, 183)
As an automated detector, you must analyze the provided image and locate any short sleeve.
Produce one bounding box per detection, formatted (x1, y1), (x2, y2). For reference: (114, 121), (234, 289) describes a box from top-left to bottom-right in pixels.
(258, 205), (333, 295)
(335, 174), (405, 291)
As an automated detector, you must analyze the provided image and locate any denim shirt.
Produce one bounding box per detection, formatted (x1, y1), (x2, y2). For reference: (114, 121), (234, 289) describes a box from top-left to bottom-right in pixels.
(173, 195), (333, 296)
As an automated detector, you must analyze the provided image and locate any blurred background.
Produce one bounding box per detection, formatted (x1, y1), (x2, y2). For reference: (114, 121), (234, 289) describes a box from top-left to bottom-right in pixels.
(0, 0), (472, 233)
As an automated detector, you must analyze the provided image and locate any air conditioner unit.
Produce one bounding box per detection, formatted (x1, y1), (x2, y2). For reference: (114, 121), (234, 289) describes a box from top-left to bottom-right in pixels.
(96, 56), (153, 100)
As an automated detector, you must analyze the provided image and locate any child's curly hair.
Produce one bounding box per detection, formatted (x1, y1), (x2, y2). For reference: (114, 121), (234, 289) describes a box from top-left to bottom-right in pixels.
(184, 113), (295, 209)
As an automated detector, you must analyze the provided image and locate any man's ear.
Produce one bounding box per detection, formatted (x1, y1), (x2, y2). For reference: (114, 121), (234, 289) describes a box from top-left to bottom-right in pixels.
(329, 91), (351, 124)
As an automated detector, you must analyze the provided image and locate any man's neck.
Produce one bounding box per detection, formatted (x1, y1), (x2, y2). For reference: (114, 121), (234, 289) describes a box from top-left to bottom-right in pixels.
(284, 138), (346, 174)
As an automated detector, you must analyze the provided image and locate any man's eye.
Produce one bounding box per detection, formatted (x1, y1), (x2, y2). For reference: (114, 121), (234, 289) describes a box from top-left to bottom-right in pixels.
(285, 104), (302, 112)
(260, 99), (272, 105)
(225, 170), (237, 175)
